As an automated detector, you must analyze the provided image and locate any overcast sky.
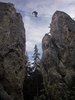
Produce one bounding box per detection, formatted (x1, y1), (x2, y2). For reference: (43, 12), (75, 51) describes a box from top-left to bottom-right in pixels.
(0, 0), (75, 61)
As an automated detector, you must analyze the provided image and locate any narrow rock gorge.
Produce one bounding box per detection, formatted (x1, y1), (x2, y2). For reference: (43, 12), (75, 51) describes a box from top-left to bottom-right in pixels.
(42, 11), (75, 100)
(0, 2), (26, 100)
(0, 2), (75, 100)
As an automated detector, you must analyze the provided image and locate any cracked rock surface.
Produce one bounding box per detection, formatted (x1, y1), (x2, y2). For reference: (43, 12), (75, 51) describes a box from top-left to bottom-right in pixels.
(0, 2), (26, 100)
(42, 11), (75, 100)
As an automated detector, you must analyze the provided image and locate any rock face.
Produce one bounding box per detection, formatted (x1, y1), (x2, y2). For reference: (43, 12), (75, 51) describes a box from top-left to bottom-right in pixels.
(0, 2), (26, 100)
(42, 11), (75, 100)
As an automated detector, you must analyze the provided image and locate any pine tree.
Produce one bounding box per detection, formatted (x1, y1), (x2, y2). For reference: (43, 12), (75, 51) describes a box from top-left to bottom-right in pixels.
(32, 45), (40, 69)
(32, 45), (41, 100)
(25, 52), (32, 76)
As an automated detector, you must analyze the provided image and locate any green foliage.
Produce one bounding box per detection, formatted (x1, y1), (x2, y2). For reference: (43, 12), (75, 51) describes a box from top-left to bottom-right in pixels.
(39, 94), (46, 100)
(44, 82), (68, 100)
(34, 94), (46, 100)
(23, 46), (45, 100)
(23, 68), (45, 100)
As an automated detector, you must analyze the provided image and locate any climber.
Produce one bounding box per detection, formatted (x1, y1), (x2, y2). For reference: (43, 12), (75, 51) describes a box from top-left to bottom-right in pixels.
(32, 11), (38, 17)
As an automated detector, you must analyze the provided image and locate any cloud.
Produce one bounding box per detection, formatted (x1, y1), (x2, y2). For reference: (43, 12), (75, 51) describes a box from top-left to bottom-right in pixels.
(1, 0), (75, 16)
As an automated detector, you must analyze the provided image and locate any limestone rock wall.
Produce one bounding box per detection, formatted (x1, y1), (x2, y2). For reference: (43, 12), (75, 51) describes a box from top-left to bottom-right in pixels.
(42, 11), (75, 100)
(0, 2), (26, 100)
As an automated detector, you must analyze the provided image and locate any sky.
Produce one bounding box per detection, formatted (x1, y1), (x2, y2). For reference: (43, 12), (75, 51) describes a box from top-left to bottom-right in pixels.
(0, 0), (75, 61)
